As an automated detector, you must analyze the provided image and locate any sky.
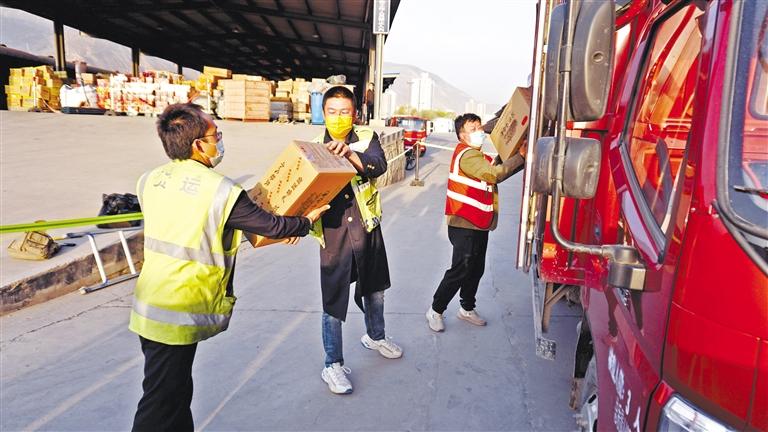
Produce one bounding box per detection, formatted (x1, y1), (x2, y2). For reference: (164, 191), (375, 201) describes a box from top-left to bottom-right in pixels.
(384, 0), (537, 106)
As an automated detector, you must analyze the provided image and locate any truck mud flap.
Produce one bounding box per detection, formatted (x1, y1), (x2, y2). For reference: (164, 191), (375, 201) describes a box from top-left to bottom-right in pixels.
(531, 248), (557, 360)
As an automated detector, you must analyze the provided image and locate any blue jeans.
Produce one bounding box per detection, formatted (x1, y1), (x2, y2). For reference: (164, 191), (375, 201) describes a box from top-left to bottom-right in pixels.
(322, 290), (386, 367)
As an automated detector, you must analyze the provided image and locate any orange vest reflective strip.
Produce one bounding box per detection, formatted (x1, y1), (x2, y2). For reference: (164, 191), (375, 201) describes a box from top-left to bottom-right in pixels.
(445, 143), (495, 229)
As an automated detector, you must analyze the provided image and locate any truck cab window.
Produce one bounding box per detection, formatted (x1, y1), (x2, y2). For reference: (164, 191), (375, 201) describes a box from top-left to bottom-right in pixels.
(722, 1), (768, 262)
(625, 4), (704, 230)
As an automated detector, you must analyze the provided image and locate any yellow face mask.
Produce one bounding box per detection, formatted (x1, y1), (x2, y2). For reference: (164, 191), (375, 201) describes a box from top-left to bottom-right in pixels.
(325, 115), (354, 140)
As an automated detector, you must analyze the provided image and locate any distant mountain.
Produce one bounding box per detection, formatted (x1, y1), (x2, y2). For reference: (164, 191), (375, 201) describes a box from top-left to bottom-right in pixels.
(383, 61), (500, 116)
(0, 7), (190, 75)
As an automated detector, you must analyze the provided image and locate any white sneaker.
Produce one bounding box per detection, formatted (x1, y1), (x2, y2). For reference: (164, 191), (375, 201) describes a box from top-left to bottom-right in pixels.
(457, 307), (487, 326)
(321, 363), (353, 394)
(361, 334), (403, 359)
(426, 307), (445, 332)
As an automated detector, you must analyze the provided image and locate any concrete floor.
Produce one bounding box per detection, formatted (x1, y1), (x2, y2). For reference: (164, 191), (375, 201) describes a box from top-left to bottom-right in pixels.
(0, 111), (329, 285)
(0, 113), (581, 431)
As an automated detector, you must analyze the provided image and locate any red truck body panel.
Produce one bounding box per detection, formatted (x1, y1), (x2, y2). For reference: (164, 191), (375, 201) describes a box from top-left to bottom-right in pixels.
(524, 0), (768, 429)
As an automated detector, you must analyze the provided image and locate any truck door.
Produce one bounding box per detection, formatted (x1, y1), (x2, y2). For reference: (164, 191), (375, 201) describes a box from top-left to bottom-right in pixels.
(598, 1), (716, 429)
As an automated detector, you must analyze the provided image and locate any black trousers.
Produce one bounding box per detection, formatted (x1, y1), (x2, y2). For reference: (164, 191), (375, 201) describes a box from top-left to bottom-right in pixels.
(431, 226), (489, 314)
(133, 336), (198, 432)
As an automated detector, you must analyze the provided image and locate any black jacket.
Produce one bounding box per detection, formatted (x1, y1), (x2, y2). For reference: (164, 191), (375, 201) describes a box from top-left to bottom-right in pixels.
(319, 128), (391, 321)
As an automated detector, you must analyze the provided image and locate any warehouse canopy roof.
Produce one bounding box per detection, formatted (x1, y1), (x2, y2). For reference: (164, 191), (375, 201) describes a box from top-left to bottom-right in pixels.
(1, 0), (401, 86)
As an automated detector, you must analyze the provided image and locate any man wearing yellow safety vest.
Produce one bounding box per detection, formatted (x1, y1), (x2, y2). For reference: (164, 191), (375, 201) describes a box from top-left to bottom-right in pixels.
(129, 103), (328, 431)
(426, 113), (525, 332)
(312, 86), (402, 395)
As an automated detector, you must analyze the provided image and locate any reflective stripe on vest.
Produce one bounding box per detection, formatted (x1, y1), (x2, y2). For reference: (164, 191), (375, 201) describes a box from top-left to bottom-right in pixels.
(130, 160), (242, 345)
(445, 143), (495, 228)
(133, 297), (231, 328)
(143, 236), (235, 268)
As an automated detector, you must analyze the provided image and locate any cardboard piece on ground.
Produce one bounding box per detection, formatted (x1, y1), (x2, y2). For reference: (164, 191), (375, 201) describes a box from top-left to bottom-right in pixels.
(245, 141), (357, 248)
(490, 86), (532, 160)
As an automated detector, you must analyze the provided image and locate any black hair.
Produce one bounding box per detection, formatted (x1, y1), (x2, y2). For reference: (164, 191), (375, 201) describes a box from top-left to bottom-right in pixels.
(454, 113), (482, 140)
(322, 86), (357, 111)
(156, 103), (210, 160)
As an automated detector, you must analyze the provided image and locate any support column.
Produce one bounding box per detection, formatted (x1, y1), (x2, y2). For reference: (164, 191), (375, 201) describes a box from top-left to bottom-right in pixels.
(373, 33), (384, 121)
(53, 20), (66, 73)
(367, 42), (375, 90)
(131, 47), (140, 77)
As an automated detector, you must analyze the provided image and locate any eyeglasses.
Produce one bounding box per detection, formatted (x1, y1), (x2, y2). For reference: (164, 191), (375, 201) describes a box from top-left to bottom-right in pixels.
(200, 131), (222, 141)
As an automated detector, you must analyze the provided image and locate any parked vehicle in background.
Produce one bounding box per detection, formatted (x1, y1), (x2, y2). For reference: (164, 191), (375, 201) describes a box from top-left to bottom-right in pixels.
(387, 115), (429, 170)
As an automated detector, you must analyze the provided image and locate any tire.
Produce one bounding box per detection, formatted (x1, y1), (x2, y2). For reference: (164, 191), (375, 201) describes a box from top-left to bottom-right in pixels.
(405, 155), (416, 171)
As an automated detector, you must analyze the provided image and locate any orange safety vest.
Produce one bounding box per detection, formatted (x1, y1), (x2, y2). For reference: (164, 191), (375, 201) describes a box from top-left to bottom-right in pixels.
(445, 142), (495, 229)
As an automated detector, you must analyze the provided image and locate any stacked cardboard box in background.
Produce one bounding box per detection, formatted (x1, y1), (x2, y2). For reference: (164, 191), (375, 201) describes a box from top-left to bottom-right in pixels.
(104, 72), (190, 114)
(275, 79), (293, 99)
(195, 66), (232, 91)
(219, 79), (271, 120)
(292, 78), (311, 122)
(5, 66), (63, 111)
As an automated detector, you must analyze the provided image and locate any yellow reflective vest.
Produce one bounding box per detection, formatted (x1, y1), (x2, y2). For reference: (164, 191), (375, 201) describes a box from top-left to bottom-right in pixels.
(311, 126), (383, 245)
(129, 159), (243, 345)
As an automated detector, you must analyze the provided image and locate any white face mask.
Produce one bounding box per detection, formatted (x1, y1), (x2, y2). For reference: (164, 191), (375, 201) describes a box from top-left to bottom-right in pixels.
(468, 130), (485, 147)
(208, 138), (225, 167)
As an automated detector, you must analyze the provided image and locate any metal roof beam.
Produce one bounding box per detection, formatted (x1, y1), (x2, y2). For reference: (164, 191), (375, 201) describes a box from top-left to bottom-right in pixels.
(87, 2), (369, 29)
(169, 33), (367, 55)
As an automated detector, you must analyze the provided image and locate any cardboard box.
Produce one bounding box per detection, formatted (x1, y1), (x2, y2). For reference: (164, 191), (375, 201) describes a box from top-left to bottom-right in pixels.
(245, 141), (357, 247)
(490, 86), (532, 161)
(231, 74), (265, 82)
(203, 66), (232, 78)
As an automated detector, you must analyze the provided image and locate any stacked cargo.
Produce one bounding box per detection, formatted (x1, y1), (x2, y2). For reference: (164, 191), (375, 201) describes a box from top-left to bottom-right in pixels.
(5, 66), (63, 111)
(292, 78), (311, 122)
(104, 72), (190, 115)
(219, 79), (271, 121)
(275, 79), (293, 99)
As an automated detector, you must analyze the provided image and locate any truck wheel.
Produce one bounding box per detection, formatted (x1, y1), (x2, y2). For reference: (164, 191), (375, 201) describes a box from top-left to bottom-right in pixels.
(579, 356), (598, 432)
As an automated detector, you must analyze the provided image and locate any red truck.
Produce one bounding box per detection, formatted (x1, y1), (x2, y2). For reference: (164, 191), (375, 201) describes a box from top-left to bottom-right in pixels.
(518, 0), (768, 430)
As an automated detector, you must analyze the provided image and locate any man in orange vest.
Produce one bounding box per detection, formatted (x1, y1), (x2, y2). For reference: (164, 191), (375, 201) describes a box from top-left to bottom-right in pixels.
(426, 113), (525, 332)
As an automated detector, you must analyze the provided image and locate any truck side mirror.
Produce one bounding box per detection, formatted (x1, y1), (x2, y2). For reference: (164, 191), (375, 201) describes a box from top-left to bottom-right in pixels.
(531, 137), (555, 194)
(531, 136), (601, 199)
(570, 0), (615, 121)
(563, 137), (601, 199)
(543, 4), (567, 122)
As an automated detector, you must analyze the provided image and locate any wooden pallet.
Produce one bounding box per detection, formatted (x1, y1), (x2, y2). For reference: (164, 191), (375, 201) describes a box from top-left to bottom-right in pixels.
(221, 117), (270, 122)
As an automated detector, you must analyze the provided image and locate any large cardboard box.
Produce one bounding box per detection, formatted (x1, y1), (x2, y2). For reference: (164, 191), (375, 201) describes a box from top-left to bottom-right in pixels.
(490, 87), (532, 160)
(245, 141), (357, 247)
(203, 66), (232, 78)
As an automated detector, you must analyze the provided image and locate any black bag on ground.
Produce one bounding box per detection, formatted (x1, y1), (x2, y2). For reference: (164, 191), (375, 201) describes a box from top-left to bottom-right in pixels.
(97, 193), (142, 229)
